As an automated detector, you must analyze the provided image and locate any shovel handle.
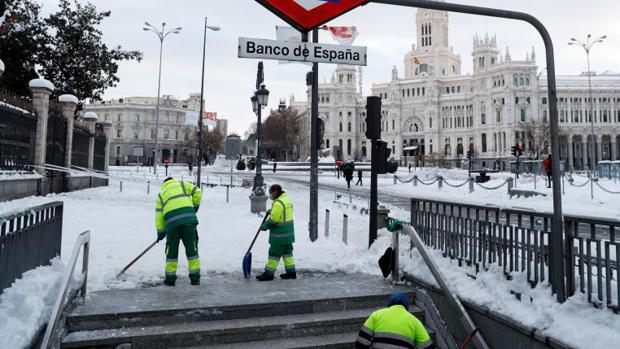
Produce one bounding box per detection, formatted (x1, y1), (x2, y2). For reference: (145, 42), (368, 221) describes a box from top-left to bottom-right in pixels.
(246, 214), (269, 254)
(116, 240), (159, 278)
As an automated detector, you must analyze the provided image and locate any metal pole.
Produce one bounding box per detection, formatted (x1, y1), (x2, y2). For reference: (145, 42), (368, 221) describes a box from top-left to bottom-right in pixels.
(197, 17), (208, 187)
(369, 139), (378, 247)
(586, 49), (595, 199)
(253, 63), (265, 195)
(370, 0), (565, 303)
(309, 29), (320, 242)
(325, 209), (330, 237)
(343, 214), (348, 245)
(153, 26), (165, 175)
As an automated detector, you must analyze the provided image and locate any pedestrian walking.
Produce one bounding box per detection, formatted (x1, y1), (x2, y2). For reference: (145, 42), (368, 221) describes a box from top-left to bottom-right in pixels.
(256, 184), (296, 281)
(356, 169), (363, 186)
(273, 161), (277, 173)
(356, 293), (433, 349)
(408, 163), (412, 173)
(155, 177), (203, 286)
(543, 154), (552, 188)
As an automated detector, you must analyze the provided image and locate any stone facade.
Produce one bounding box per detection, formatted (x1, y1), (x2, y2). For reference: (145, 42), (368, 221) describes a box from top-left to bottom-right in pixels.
(84, 100), (195, 166)
(291, 7), (620, 171)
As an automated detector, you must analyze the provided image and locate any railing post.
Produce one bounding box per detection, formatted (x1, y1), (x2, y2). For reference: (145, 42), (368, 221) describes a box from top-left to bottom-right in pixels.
(343, 214), (348, 245)
(393, 175), (397, 185)
(507, 177), (514, 195)
(147, 181), (150, 194)
(392, 229), (400, 283)
(226, 185), (230, 203)
(325, 209), (330, 237)
(120, 180), (123, 192)
(413, 175), (418, 186)
(469, 177), (475, 193)
(438, 176), (443, 189)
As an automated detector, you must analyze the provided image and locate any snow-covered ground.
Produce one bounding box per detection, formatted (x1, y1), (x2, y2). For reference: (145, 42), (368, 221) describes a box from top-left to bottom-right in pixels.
(1, 164), (620, 348)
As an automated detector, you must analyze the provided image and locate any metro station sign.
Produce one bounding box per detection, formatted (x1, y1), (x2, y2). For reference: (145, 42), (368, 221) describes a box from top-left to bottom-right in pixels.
(256, 0), (368, 32)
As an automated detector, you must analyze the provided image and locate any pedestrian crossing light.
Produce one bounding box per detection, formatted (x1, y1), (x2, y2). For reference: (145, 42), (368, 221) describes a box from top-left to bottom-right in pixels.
(466, 150), (473, 160)
(375, 140), (392, 174)
(511, 146), (518, 157)
(366, 96), (382, 140)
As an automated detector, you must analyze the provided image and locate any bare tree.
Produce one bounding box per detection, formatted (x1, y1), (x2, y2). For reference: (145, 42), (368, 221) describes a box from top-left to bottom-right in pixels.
(262, 107), (301, 161)
(519, 119), (553, 159)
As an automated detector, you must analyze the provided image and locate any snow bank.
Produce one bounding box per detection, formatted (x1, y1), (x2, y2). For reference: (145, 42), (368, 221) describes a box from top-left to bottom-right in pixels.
(28, 78), (55, 91)
(0, 258), (65, 349)
(58, 94), (79, 104)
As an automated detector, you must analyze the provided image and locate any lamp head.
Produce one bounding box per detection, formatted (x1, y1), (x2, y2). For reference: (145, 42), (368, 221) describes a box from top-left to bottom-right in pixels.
(256, 84), (270, 107)
(251, 95), (259, 113)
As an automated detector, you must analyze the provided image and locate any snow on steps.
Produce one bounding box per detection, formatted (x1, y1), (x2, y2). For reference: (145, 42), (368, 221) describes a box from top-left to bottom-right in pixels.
(60, 274), (435, 348)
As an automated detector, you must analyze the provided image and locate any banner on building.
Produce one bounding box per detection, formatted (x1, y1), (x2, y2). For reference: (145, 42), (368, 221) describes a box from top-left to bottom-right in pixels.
(203, 112), (218, 121)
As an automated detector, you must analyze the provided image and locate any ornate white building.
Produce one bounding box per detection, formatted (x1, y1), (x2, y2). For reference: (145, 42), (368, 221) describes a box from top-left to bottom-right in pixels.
(292, 7), (620, 170)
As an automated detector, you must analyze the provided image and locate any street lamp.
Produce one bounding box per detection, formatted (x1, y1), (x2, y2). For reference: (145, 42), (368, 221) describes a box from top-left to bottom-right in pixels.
(568, 34), (606, 199)
(143, 22), (182, 175)
(252, 84), (270, 195)
(196, 17), (221, 187)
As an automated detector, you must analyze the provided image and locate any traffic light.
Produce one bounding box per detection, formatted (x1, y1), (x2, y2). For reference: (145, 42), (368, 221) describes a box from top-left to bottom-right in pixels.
(374, 140), (392, 174)
(466, 150), (473, 160)
(366, 96), (382, 140)
(511, 146), (518, 157)
(518, 144), (525, 157)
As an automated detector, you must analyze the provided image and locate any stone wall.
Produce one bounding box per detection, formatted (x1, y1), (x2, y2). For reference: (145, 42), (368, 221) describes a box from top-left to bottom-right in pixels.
(0, 175), (108, 202)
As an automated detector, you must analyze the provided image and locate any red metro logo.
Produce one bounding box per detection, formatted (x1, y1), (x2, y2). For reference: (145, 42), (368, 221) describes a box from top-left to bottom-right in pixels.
(256, 0), (368, 32)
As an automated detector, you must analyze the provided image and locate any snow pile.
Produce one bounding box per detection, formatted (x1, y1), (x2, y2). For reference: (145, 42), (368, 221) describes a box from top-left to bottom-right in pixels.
(28, 78), (55, 91)
(0, 258), (65, 349)
(58, 94), (79, 104)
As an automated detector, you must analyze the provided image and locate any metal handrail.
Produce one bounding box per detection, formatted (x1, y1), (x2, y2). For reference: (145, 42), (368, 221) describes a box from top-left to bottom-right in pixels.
(40, 230), (90, 349)
(390, 223), (490, 349)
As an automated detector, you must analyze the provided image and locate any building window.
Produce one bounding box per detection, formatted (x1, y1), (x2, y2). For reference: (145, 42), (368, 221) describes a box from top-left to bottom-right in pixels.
(481, 113), (486, 125)
(348, 122), (352, 132)
(115, 146), (121, 156)
(347, 139), (352, 155)
(117, 129), (122, 138)
(496, 109), (501, 123)
(429, 117), (432, 129)
(164, 129), (170, 139)
(339, 122), (343, 132)
(481, 134), (487, 153)
(117, 114), (122, 122)
(135, 114), (140, 122)
(175, 130), (179, 140)
(184, 132), (189, 141)
(520, 109), (526, 122)
(392, 120), (395, 130)
(151, 129), (156, 139)
(134, 131), (139, 139)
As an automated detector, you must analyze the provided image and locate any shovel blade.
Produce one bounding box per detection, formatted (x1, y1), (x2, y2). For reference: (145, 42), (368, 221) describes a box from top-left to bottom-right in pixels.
(243, 252), (252, 279)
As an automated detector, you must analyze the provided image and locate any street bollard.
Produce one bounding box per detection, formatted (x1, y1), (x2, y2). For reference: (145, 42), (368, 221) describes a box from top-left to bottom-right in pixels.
(120, 180), (123, 192)
(393, 175), (397, 185)
(469, 177), (474, 193)
(342, 214), (348, 245)
(325, 209), (330, 237)
(438, 176), (443, 190)
(226, 185), (229, 203)
(507, 177), (514, 195)
(147, 181), (150, 194)
(413, 176), (418, 186)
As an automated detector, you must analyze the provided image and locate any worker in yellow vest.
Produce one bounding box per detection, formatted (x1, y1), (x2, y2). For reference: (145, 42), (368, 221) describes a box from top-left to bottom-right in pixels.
(356, 293), (433, 349)
(155, 177), (202, 286)
(256, 184), (296, 281)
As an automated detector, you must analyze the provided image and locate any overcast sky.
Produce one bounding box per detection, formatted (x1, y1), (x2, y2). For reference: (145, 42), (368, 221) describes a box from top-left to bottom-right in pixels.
(39, 0), (620, 134)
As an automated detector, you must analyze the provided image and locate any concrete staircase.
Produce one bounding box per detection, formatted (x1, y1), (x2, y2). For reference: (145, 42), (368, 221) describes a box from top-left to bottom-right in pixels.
(61, 274), (435, 349)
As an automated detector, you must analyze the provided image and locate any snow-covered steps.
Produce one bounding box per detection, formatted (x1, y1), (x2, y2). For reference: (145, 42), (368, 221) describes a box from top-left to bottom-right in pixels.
(61, 273), (434, 348)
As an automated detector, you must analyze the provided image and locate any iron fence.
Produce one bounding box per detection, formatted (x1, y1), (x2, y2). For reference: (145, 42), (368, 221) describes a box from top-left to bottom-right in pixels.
(72, 125), (90, 168)
(0, 202), (64, 292)
(411, 198), (620, 312)
(0, 100), (36, 172)
(46, 106), (67, 167)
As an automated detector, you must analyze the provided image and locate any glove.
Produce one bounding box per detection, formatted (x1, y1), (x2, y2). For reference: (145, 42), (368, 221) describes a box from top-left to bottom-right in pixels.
(266, 209), (271, 216)
(260, 223), (269, 231)
(157, 231), (166, 241)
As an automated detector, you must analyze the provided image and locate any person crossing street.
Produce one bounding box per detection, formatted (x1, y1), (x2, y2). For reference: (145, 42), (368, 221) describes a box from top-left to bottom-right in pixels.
(256, 184), (296, 281)
(155, 177), (203, 286)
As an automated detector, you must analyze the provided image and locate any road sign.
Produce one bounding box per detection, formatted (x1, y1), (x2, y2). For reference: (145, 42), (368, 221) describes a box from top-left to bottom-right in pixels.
(256, 0), (367, 32)
(239, 37), (367, 65)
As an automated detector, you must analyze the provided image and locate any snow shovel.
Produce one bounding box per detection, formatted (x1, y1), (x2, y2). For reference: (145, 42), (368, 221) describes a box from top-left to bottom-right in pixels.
(243, 215), (269, 279)
(378, 247), (394, 278)
(116, 240), (160, 278)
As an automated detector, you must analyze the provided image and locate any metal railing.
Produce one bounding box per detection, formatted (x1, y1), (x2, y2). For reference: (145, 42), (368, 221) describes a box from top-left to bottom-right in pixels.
(40, 230), (90, 349)
(389, 222), (489, 349)
(0, 202), (64, 292)
(410, 198), (620, 312)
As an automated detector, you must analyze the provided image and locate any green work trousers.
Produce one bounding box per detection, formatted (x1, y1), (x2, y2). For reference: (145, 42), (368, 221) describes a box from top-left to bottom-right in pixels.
(264, 243), (296, 276)
(165, 224), (200, 283)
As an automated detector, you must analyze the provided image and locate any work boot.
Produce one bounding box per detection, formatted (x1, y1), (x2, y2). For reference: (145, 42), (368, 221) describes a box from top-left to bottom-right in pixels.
(256, 273), (274, 281)
(191, 280), (200, 286)
(164, 279), (175, 287)
(280, 272), (297, 280)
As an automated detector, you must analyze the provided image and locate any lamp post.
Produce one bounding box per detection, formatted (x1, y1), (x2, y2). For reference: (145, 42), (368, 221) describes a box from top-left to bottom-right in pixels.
(253, 84), (270, 194)
(143, 22), (182, 175)
(196, 17), (221, 187)
(569, 34), (606, 199)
